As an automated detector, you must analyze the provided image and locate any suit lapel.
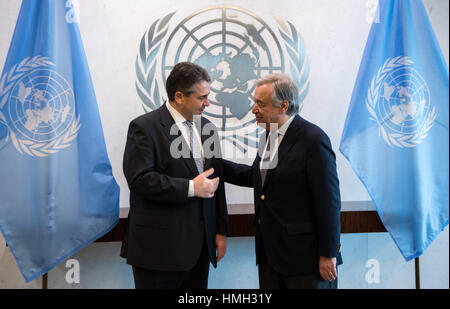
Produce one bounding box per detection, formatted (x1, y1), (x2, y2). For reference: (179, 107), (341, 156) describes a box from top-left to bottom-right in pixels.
(262, 115), (302, 189)
(200, 119), (211, 172)
(159, 104), (198, 177)
(275, 115), (302, 166)
(200, 118), (220, 172)
(253, 134), (264, 190)
(254, 155), (263, 191)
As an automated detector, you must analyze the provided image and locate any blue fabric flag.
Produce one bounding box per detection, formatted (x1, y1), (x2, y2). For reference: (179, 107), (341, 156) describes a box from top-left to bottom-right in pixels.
(0, 0), (119, 282)
(340, 0), (449, 261)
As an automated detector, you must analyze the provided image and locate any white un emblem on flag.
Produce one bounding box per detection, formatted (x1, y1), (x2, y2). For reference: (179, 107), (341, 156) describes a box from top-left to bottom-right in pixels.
(366, 56), (436, 148)
(0, 56), (81, 157)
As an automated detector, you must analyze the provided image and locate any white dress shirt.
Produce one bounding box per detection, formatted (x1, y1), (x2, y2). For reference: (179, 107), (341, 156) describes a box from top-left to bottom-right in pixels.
(166, 102), (204, 197)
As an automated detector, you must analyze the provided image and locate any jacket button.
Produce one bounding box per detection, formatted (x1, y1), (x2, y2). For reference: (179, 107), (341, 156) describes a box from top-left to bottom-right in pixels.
(258, 219), (262, 224)
(261, 195), (265, 200)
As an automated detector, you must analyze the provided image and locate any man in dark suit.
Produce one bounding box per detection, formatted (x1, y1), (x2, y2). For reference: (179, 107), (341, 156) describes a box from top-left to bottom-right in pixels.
(121, 62), (229, 289)
(224, 73), (342, 289)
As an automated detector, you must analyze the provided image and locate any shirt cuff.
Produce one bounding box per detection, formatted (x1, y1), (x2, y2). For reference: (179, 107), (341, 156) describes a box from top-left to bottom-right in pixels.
(188, 180), (195, 197)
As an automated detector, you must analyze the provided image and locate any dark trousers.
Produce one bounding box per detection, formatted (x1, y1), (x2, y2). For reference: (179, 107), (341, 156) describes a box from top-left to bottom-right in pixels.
(258, 242), (337, 289)
(132, 237), (210, 289)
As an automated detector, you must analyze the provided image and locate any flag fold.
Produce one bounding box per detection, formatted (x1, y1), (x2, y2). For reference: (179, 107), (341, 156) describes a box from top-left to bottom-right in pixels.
(340, 0), (449, 261)
(0, 0), (119, 282)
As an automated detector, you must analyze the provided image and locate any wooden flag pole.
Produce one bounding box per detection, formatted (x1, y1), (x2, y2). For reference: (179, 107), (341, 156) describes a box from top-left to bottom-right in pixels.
(42, 273), (48, 289)
(415, 257), (420, 289)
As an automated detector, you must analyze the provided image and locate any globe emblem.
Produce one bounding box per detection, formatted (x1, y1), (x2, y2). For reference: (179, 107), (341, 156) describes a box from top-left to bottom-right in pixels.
(0, 56), (81, 156)
(162, 6), (286, 149)
(378, 67), (430, 135)
(366, 57), (436, 148)
(136, 6), (309, 152)
(6, 68), (75, 143)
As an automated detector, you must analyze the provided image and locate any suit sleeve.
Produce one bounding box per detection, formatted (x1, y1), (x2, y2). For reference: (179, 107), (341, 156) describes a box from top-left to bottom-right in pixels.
(123, 121), (189, 204)
(203, 123), (230, 235)
(223, 159), (254, 187)
(214, 157), (230, 235)
(306, 132), (341, 258)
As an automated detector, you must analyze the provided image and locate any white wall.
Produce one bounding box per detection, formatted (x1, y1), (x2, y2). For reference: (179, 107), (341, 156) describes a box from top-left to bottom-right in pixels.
(0, 0), (448, 288)
(0, 0), (448, 207)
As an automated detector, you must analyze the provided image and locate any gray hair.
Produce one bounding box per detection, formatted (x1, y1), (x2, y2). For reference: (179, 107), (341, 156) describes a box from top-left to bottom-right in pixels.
(256, 73), (299, 115)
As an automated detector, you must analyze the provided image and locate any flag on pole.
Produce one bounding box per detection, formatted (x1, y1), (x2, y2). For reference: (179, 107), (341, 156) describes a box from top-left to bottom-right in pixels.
(0, 0), (119, 282)
(340, 0), (449, 261)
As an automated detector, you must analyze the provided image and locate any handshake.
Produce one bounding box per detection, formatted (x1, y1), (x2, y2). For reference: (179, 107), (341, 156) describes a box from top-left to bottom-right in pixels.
(193, 168), (219, 198)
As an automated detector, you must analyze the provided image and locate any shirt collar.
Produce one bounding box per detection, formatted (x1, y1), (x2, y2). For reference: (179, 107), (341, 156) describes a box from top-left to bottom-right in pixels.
(166, 101), (187, 125)
(276, 115), (295, 137)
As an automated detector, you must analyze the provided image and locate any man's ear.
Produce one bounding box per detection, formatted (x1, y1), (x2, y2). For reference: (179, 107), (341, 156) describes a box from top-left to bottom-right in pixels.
(279, 100), (289, 114)
(174, 91), (184, 105)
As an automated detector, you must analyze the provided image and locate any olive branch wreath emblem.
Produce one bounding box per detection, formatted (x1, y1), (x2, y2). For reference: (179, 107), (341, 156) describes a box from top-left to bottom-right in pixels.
(276, 19), (310, 112)
(135, 11), (309, 115)
(0, 56), (81, 157)
(366, 56), (436, 148)
(135, 10), (309, 154)
(135, 12), (175, 113)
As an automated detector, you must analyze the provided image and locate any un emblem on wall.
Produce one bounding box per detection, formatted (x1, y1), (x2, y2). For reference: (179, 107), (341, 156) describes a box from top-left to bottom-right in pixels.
(0, 56), (81, 156)
(136, 6), (310, 153)
(366, 56), (436, 148)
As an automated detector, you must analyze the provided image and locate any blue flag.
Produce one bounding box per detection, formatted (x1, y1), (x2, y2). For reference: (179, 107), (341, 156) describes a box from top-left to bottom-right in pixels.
(0, 0), (119, 282)
(340, 0), (449, 261)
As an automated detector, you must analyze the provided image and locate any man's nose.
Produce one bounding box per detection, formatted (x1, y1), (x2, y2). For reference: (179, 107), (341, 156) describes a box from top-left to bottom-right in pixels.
(252, 103), (258, 114)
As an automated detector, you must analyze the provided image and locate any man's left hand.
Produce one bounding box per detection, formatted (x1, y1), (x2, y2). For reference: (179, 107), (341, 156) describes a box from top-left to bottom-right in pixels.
(216, 234), (227, 263)
(319, 256), (337, 282)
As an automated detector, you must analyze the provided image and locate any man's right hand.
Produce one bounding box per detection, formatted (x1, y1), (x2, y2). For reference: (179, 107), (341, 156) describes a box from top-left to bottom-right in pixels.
(193, 168), (219, 198)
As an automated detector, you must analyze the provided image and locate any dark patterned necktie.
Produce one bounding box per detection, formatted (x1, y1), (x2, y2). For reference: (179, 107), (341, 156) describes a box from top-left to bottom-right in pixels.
(185, 120), (203, 174)
(260, 133), (272, 185)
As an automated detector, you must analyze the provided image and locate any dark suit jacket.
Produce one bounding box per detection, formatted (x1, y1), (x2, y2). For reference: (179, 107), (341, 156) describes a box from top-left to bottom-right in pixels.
(120, 104), (229, 271)
(224, 114), (342, 276)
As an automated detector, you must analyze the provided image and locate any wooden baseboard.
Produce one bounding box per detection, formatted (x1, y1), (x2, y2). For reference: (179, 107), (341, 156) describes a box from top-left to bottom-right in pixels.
(96, 209), (385, 242)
